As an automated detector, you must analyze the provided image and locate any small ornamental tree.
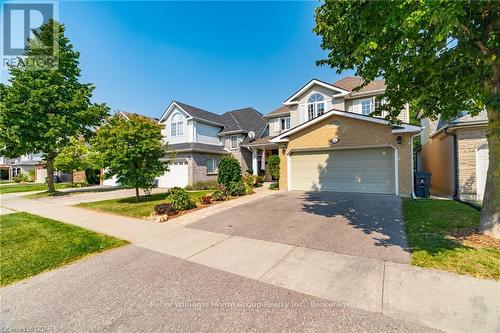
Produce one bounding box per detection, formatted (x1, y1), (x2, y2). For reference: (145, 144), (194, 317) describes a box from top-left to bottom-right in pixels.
(314, 0), (500, 238)
(90, 114), (167, 201)
(268, 155), (280, 180)
(217, 156), (242, 187)
(54, 137), (89, 186)
(0, 20), (108, 193)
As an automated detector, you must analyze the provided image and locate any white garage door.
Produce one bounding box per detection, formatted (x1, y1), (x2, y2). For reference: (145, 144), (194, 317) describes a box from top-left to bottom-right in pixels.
(476, 143), (488, 201)
(158, 161), (188, 188)
(290, 147), (395, 194)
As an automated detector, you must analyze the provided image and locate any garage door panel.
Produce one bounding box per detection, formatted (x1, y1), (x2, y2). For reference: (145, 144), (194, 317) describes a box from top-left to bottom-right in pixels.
(290, 148), (395, 194)
(158, 161), (188, 188)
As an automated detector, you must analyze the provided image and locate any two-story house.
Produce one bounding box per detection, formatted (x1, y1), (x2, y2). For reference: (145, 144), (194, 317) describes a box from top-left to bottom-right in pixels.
(155, 101), (267, 188)
(244, 77), (421, 197)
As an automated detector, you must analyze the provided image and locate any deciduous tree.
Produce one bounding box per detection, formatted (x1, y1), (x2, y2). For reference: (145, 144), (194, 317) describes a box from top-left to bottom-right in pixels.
(54, 137), (89, 186)
(315, 0), (499, 237)
(90, 114), (167, 202)
(0, 20), (108, 192)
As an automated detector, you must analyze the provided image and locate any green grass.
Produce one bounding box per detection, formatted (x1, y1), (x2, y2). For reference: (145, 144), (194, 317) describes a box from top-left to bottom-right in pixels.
(0, 182), (73, 194)
(77, 190), (211, 218)
(403, 199), (500, 280)
(0, 212), (127, 286)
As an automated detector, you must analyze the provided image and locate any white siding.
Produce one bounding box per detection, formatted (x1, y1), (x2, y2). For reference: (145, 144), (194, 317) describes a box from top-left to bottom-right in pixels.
(160, 106), (190, 144)
(196, 122), (222, 145)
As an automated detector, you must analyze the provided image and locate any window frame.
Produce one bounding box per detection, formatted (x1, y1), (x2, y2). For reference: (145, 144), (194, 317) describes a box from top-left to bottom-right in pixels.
(206, 158), (218, 174)
(307, 93), (325, 120)
(280, 116), (291, 131)
(361, 98), (372, 116)
(170, 113), (184, 137)
(230, 135), (238, 149)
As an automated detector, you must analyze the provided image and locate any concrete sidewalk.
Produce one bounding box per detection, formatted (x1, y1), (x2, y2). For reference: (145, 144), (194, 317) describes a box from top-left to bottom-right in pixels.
(1, 193), (498, 333)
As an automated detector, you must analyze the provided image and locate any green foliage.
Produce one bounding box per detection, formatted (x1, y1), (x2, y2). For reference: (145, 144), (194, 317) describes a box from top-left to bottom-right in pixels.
(166, 187), (196, 211)
(268, 183), (279, 190)
(90, 114), (167, 201)
(85, 169), (100, 185)
(13, 173), (31, 183)
(0, 20), (108, 192)
(268, 155), (280, 180)
(212, 184), (227, 201)
(154, 203), (177, 216)
(28, 169), (36, 181)
(185, 180), (218, 190)
(314, 1), (498, 122)
(217, 156), (242, 187)
(54, 137), (89, 185)
(227, 180), (246, 196)
(243, 172), (262, 192)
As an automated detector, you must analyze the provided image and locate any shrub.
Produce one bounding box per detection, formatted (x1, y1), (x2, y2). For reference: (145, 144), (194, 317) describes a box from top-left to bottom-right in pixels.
(217, 156), (242, 187)
(167, 187), (196, 211)
(268, 155), (280, 180)
(185, 180), (218, 190)
(200, 195), (213, 205)
(154, 203), (177, 215)
(13, 173), (30, 183)
(28, 168), (36, 181)
(85, 169), (100, 185)
(227, 180), (246, 196)
(212, 184), (227, 201)
(268, 182), (279, 190)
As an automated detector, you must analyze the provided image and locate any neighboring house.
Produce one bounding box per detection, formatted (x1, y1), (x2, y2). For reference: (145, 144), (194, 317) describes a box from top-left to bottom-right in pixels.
(417, 110), (489, 203)
(244, 77), (420, 197)
(0, 154), (45, 182)
(155, 101), (267, 188)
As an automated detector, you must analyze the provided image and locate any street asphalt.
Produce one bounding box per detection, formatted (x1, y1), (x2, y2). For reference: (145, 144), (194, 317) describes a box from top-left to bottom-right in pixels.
(0, 245), (435, 332)
(189, 191), (410, 263)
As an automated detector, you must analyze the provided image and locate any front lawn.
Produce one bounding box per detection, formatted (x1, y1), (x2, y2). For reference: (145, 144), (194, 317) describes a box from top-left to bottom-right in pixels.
(0, 182), (73, 194)
(0, 212), (127, 286)
(77, 190), (211, 218)
(403, 199), (500, 280)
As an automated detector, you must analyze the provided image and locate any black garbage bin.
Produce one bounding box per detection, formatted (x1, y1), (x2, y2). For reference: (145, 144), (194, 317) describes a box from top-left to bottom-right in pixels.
(414, 172), (431, 198)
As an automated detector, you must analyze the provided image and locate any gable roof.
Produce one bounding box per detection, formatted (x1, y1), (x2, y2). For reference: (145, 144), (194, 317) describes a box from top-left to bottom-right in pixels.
(118, 110), (159, 122)
(172, 101), (225, 126)
(270, 109), (421, 143)
(283, 79), (350, 105)
(332, 76), (386, 94)
(264, 105), (291, 118)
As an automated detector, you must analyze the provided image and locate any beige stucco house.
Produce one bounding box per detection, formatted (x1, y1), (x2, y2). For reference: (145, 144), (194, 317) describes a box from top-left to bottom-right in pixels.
(244, 77), (421, 197)
(417, 111), (489, 203)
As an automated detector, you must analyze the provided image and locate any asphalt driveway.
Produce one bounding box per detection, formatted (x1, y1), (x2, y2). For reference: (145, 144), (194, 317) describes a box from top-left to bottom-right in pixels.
(189, 191), (410, 263)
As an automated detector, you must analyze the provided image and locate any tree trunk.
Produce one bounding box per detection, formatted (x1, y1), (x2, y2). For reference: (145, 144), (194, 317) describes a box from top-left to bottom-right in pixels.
(70, 170), (74, 187)
(46, 158), (55, 193)
(479, 108), (500, 238)
(135, 186), (139, 202)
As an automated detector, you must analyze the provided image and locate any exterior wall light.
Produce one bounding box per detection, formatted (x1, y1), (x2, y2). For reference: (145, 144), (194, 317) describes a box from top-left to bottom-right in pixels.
(330, 137), (340, 144)
(280, 144), (287, 154)
(396, 136), (403, 144)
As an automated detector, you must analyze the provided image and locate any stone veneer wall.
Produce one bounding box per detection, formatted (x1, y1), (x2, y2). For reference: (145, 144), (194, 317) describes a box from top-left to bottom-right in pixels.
(456, 127), (488, 201)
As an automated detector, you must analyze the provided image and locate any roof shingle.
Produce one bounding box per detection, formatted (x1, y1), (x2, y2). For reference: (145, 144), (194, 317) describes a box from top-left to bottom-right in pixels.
(332, 76), (386, 93)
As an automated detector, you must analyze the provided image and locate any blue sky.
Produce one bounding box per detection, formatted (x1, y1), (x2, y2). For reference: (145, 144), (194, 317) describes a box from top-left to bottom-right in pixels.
(7, 1), (355, 118)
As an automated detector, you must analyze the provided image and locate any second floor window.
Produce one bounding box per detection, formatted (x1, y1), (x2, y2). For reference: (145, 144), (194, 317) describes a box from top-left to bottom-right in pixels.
(230, 135), (238, 149)
(170, 113), (184, 137)
(280, 117), (290, 131)
(361, 99), (373, 116)
(307, 93), (325, 120)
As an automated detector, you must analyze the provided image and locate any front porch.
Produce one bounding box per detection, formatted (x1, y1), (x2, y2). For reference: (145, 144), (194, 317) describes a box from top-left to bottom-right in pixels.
(243, 137), (279, 181)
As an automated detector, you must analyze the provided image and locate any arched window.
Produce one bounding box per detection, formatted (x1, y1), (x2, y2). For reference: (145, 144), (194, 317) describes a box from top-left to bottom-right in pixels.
(307, 93), (325, 120)
(170, 112), (184, 137)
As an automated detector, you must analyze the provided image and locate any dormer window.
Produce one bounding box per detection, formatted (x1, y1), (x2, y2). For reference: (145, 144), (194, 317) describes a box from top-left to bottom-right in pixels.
(307, 93), (325, 120)
(280, 116), (291, 131)
(170, 113), (184, 137)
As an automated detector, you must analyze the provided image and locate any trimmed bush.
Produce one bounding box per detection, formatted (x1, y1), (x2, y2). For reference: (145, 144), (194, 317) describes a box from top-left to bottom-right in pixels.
(268, 155), (280, 180)
(166, 187), (196, 211)
(154, 203), (177, 215)
(268, 182), (279, 190)
(212, 184), (227, 201)
(13, 173), (30, 183)
(227, 180), (246, 196)
(217, 156), (242, 187)
(185, 180), (218, 190)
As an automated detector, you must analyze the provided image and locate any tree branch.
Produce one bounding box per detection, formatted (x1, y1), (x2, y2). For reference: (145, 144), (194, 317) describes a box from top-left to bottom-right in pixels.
(458, 22), (491, 56)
